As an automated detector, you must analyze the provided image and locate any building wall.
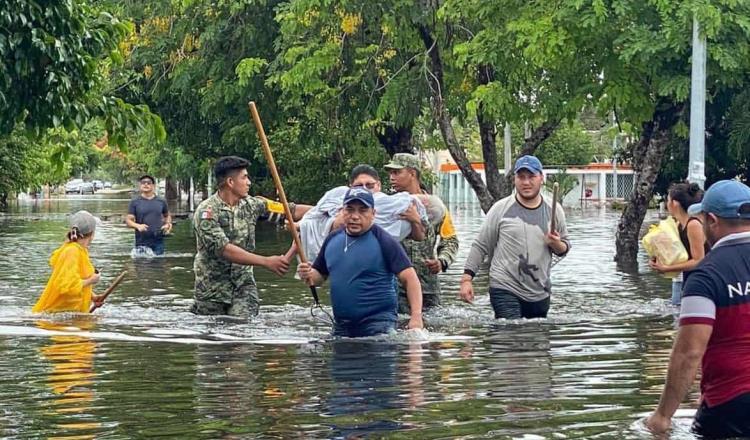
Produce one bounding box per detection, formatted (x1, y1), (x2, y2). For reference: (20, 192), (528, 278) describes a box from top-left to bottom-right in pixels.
(436, 167), (634, 207)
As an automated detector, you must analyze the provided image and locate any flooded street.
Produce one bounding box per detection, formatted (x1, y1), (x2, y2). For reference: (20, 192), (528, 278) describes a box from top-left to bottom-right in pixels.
(0, 196), (697, 439)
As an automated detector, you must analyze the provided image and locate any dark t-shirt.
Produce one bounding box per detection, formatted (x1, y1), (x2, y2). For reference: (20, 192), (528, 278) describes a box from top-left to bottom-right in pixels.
(128, 196), (169, 246)
(313, 225), (412, 327)
(680, 232), (750, 407)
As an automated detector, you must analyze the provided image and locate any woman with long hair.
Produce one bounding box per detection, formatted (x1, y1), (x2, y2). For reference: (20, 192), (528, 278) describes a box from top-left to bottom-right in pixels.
(650, 182), (710, 305)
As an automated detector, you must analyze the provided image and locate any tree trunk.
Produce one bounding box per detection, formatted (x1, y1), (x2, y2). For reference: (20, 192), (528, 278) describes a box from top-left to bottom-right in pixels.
(520, 120), (560, 157)
(476, 65), (508, 201)
(500, 119), (562, 195)
(418, 25), (495, 213)
(377, 126), (415, 157)
(165, 177), (178, 200)
(614, 101), (683, 269)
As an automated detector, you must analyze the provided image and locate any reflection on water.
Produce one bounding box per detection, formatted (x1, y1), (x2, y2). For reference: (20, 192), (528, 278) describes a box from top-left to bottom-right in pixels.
(36, 319), (102, 440)
(0, 197), (700, 438)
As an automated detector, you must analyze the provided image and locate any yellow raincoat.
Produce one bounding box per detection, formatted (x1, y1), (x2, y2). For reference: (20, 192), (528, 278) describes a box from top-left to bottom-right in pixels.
(32, 242), (95, 313)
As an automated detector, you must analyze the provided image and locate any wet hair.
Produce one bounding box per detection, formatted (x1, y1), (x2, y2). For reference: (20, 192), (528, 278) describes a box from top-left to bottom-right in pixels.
(214, 156), (249, 188)
(349, 164), (380, 185)
(66, 227), (93, 242)
(668, 182), (704, 213)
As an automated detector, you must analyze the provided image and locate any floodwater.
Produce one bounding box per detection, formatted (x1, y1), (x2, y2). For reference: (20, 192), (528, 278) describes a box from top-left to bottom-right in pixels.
(0, 195), (697, 439)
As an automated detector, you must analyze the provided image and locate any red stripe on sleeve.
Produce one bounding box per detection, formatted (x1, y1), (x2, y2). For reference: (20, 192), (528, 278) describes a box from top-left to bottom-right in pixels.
(680, 317), (715, 326)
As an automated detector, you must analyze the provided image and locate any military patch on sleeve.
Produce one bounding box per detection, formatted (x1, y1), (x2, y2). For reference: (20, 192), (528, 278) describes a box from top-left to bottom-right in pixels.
(201, 207), (213, 219)
(265, 199), (285, 215)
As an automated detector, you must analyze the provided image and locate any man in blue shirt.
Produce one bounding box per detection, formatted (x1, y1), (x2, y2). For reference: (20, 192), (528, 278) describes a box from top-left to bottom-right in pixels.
(298, 187), (424, 337)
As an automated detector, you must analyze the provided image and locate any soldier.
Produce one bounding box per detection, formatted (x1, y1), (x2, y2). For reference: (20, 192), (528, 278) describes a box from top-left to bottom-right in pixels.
(191, 156), (311, 318)
(384, 153), (459, 313)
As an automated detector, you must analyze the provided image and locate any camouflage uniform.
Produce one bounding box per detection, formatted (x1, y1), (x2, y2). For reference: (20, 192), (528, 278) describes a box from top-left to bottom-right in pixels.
(384, 153), (460, 313)
(191, 194), (290, 318)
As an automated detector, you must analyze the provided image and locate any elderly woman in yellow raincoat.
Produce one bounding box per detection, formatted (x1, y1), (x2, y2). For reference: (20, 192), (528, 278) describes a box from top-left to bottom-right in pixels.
(32, 211), (104, 313)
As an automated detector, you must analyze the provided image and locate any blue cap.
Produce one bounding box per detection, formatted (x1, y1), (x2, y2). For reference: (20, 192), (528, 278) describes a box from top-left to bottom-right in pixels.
(514, 155), (543, 175)
(687, 180), (750, 219)
(343, 186), (375, 208)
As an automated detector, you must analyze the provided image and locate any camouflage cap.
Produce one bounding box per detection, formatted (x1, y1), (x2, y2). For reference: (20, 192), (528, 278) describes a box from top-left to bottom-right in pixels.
(384, 153), (422, 171)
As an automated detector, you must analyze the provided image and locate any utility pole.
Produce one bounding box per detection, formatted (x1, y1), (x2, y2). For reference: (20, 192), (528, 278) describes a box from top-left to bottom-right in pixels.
(611, 112), (618, 200)
(189, 177), (195, 211)
(688, 16), (707, 189)
(503, 122), (512, 175)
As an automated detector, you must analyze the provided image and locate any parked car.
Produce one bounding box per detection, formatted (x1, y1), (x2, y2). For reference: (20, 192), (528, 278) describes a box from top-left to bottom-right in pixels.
(92, 180), (104, 191)
(78, 182), (95, 194)
(65, 179), (94, 194)
(64, 179), (84, 193)
(103, 181), (113, 188)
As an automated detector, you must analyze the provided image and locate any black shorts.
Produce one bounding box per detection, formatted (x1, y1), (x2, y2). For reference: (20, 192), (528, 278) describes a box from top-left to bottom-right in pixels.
(693, 392), (750, 439)
(489, 288), (550, 319)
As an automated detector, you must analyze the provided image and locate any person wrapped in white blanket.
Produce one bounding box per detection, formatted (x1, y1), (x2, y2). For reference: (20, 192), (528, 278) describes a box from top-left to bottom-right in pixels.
(299, 165), (445, 262)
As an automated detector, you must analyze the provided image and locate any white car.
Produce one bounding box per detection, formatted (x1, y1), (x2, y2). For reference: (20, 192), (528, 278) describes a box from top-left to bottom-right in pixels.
(65, 179), (83, 193)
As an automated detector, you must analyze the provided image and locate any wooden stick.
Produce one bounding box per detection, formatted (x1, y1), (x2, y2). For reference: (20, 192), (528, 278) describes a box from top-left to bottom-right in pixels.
(550, 182), (560, 234)
(248, 102), (320, 305)
(89, 271), (127, 313)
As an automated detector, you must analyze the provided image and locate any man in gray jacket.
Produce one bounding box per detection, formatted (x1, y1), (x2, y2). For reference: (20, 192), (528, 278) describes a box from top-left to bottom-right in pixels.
(459, 155), (570, 319)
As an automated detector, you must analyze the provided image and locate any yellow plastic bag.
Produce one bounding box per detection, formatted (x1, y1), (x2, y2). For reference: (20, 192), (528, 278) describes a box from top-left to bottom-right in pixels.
(642, 217), (688, 278)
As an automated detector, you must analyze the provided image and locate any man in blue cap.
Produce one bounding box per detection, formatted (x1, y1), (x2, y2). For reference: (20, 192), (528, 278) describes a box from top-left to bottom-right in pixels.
(298, 186), (424, 337)
(646, 179), (750, 438)
(460, 155), (570, 319)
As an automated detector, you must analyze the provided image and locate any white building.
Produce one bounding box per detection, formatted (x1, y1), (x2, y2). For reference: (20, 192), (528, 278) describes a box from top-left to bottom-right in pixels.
(434, 160), (634, 207)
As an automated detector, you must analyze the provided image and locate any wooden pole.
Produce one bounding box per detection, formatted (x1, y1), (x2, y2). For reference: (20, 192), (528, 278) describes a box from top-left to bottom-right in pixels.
(550, 182), (560, 234)
(248, 102), (320, 305)
(89, 271), (127, 313)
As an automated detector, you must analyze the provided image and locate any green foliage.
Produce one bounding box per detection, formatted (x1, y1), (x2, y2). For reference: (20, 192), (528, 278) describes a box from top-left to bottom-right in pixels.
(13, 0), (745, 208)
(1, 0), (123, 133)
(0, 0), (162, 145)
(0, 0), (165, 205)
(535, 121), (599, 166)
(0, 125), (99, 199)
(544, 169), (579, 205)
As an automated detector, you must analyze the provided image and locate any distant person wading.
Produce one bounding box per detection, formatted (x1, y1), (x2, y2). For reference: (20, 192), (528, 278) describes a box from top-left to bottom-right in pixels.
(125, 174), (172, 255)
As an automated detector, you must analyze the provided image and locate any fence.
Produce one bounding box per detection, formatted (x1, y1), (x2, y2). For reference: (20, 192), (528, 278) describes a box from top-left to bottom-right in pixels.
(436, 162), (634, 206)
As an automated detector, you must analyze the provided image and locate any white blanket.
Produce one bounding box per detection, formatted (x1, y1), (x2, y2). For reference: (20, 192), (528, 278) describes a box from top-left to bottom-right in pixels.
(299, 186), (427, 262)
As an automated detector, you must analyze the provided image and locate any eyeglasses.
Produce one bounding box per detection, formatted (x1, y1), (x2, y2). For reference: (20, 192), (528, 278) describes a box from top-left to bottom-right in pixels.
(353, 181), (378, 190)
(139, 180), (154, 185)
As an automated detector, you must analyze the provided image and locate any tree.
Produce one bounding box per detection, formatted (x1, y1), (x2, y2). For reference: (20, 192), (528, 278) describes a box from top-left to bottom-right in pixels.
(608, 2), (750, 267)
(544, 170), (579, 207)
(1, 0), (163, 141)
(442, 0), (750, 266)
(535, 121), (599, 167)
